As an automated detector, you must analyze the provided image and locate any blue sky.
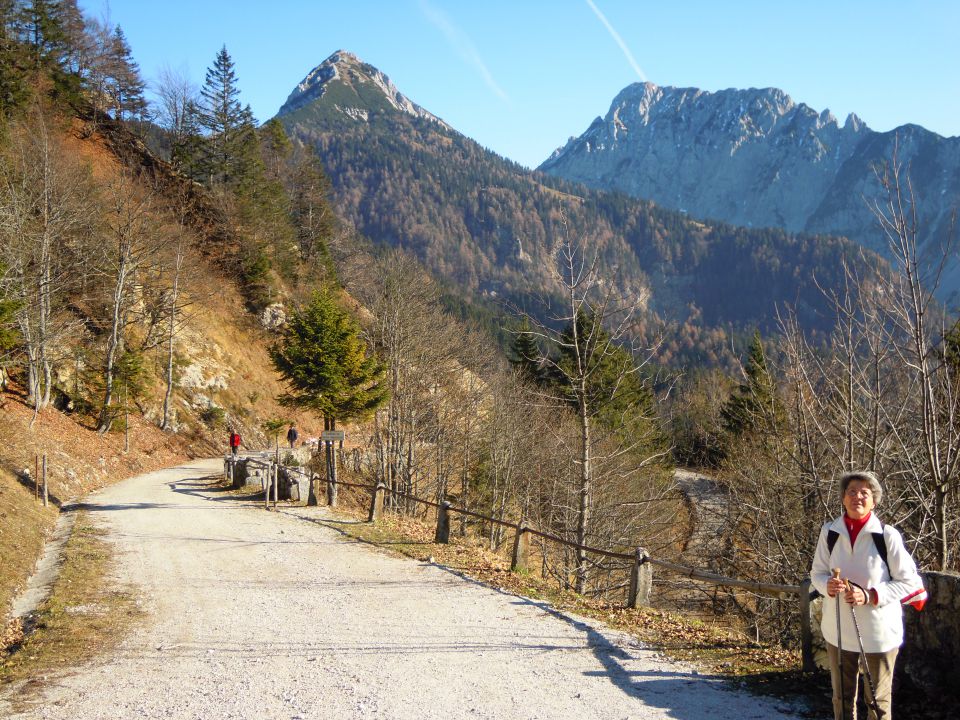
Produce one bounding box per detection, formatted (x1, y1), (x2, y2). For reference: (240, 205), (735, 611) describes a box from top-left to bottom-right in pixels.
(79, 0), (960, 169)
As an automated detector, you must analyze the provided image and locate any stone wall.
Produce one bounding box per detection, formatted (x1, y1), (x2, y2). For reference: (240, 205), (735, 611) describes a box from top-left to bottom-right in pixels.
(901, 571), (960, 696)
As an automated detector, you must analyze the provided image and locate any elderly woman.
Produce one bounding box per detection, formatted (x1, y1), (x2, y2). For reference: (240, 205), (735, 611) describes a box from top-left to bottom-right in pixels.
(810, 471), (926, 720)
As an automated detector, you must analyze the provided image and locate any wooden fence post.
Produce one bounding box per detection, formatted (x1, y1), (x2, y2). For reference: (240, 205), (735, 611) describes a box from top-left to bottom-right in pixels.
(510, 524), (530, 572)
(264, 461), (270, 510)
(327, 472), (338, 507)
(326, 441), (338, 507)
(627, 547), (651, 608)
(307, 469), (319, 506)
(42, 455), (48, 507)
(799, 578), (815, 672)
(367, 483), (385, 522)
(273, 464), (279, 508)
(434, 501), (451, 544)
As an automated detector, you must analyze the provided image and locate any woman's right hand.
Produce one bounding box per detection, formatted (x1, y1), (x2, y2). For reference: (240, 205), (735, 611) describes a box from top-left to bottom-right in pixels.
(827, 576), (846, 598)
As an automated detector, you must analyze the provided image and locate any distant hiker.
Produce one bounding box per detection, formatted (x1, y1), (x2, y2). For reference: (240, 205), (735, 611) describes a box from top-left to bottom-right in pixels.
(810, 471), (926, 720)
(229, 428), (242, 457)
(286, 424), (299, 448)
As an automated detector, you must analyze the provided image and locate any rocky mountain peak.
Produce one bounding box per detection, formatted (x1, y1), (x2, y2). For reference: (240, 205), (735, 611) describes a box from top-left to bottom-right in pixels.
(539, 79), (960, 302)
(277, 50), (451, 130)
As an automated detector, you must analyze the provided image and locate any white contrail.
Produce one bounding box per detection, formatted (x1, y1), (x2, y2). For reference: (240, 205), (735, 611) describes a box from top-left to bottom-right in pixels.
(419, 0), (510, 102)
(585, 0), (648, 81)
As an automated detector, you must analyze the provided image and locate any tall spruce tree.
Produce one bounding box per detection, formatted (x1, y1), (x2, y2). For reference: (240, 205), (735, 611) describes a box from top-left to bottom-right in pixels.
(270, 290), (387, 423)
(557, 309), (662, 447)
(0, 0), (28, 116)
(287, 145), (337, 271)
(107, 25), (145, 122)
(15, 0), (66, 69)
(270, 290), (388, 505)
(510, 319), (544, 384)
(198, 45), (249, 187)
(0, 283), (17, 390)
(720, 330), (782, 440)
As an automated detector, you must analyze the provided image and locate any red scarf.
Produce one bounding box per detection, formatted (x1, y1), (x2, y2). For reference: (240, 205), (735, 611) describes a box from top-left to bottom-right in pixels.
(844, 511), (871, 547)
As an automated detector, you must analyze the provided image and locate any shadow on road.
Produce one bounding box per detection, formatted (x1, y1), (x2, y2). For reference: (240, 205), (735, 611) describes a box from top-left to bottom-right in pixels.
(415, 562), (798, 719)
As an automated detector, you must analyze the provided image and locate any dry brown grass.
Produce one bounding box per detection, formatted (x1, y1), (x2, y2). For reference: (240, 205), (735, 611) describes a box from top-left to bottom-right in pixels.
(0, 512), (141, 700)
(0, 471), (59, 633)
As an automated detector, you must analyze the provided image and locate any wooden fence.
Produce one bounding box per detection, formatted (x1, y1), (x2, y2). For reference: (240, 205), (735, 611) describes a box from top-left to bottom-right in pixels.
(224, 455), (816, 671)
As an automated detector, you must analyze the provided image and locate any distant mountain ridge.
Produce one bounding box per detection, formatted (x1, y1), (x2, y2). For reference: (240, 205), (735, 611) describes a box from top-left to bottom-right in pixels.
(276, 52), (886, 366)
(539, 81), (960, 301)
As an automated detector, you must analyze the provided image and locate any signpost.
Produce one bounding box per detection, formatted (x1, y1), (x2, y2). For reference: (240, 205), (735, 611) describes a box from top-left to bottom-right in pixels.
(320, 430), (345, 506)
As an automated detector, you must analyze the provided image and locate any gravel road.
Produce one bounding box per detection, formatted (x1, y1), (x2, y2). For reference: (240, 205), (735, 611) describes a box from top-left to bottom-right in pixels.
(3, 460), (811, 719)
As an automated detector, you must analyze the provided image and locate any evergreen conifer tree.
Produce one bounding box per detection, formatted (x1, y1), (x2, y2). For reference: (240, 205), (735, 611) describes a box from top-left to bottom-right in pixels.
(0, 1), (29, 116)
(288, 145), (337, 269)
(269, 290), (388, 423)
(107, 25), (145, 122)
(720, 329), (782, 440)
(557, 309), (662, 447)
(170, 98), (204, 177)
(0, 263), (20, 357)
(198, 45), (247, 187)
(510, 319), (546, 384)
(15, 0), (66, 69)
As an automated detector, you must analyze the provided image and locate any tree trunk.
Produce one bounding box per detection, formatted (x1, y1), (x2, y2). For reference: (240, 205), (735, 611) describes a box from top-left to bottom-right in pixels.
(575, 391), (591, 595)
(161, 239), (184, 431)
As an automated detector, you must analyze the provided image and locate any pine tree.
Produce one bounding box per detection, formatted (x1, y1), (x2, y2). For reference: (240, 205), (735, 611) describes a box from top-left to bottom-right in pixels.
(170, 99), (203, 177)
(0, 262), (20, 356)
(288, 145), (337, 270)
(0, 0), (29, 116)
(0, 278), (17, 390)
(269, 290), (388, 423)
(510, 319), (546, 384)
(720, 330), (782, 440)
(557, 309), (662, 447)
(198, 45), (247, 187)
(259, 117), (291, 181)
(15, 0), (66, 69)
(107, 25), (145, 122)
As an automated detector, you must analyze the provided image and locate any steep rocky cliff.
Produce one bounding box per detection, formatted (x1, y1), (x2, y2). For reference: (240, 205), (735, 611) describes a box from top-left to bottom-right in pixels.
(540, 82), (960, 300)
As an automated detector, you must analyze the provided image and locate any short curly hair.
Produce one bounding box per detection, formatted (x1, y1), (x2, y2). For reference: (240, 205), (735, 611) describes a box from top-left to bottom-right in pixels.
(839, 471), (883, 506)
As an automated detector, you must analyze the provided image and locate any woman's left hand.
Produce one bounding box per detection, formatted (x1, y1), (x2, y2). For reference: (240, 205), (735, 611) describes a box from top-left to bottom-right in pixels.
(844, 584), (866, 606)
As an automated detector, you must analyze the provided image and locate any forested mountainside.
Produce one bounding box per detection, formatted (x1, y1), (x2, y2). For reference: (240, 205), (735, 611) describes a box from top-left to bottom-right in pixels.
(278, 52), (887, 365)
(539, 81), (960, 302)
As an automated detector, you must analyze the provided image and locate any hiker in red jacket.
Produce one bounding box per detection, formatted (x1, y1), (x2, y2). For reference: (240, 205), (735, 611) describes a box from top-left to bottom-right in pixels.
(228, 428), (242, 457)
(810, 471), (926, 720)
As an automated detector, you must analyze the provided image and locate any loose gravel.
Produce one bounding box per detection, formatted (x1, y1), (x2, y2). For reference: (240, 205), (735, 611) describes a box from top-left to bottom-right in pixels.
(2, 460), (810, 719)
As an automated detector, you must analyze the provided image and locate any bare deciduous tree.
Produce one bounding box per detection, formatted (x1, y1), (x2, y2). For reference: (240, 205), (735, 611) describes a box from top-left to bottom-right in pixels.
(513, 231), (672, 594)
(0, 107), (93, 422)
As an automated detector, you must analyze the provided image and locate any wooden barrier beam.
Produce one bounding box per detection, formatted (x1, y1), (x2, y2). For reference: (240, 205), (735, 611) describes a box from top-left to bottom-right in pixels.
(264, 462), (270, 511)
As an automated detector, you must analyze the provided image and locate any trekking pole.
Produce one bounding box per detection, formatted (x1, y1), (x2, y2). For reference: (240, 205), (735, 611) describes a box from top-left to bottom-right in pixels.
(844, 579), (885, 719)
(832, 568), (845, 720)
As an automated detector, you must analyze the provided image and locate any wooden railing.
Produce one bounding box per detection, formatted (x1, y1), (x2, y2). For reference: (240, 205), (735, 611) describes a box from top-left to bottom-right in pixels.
(224, 456), (816, 671)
